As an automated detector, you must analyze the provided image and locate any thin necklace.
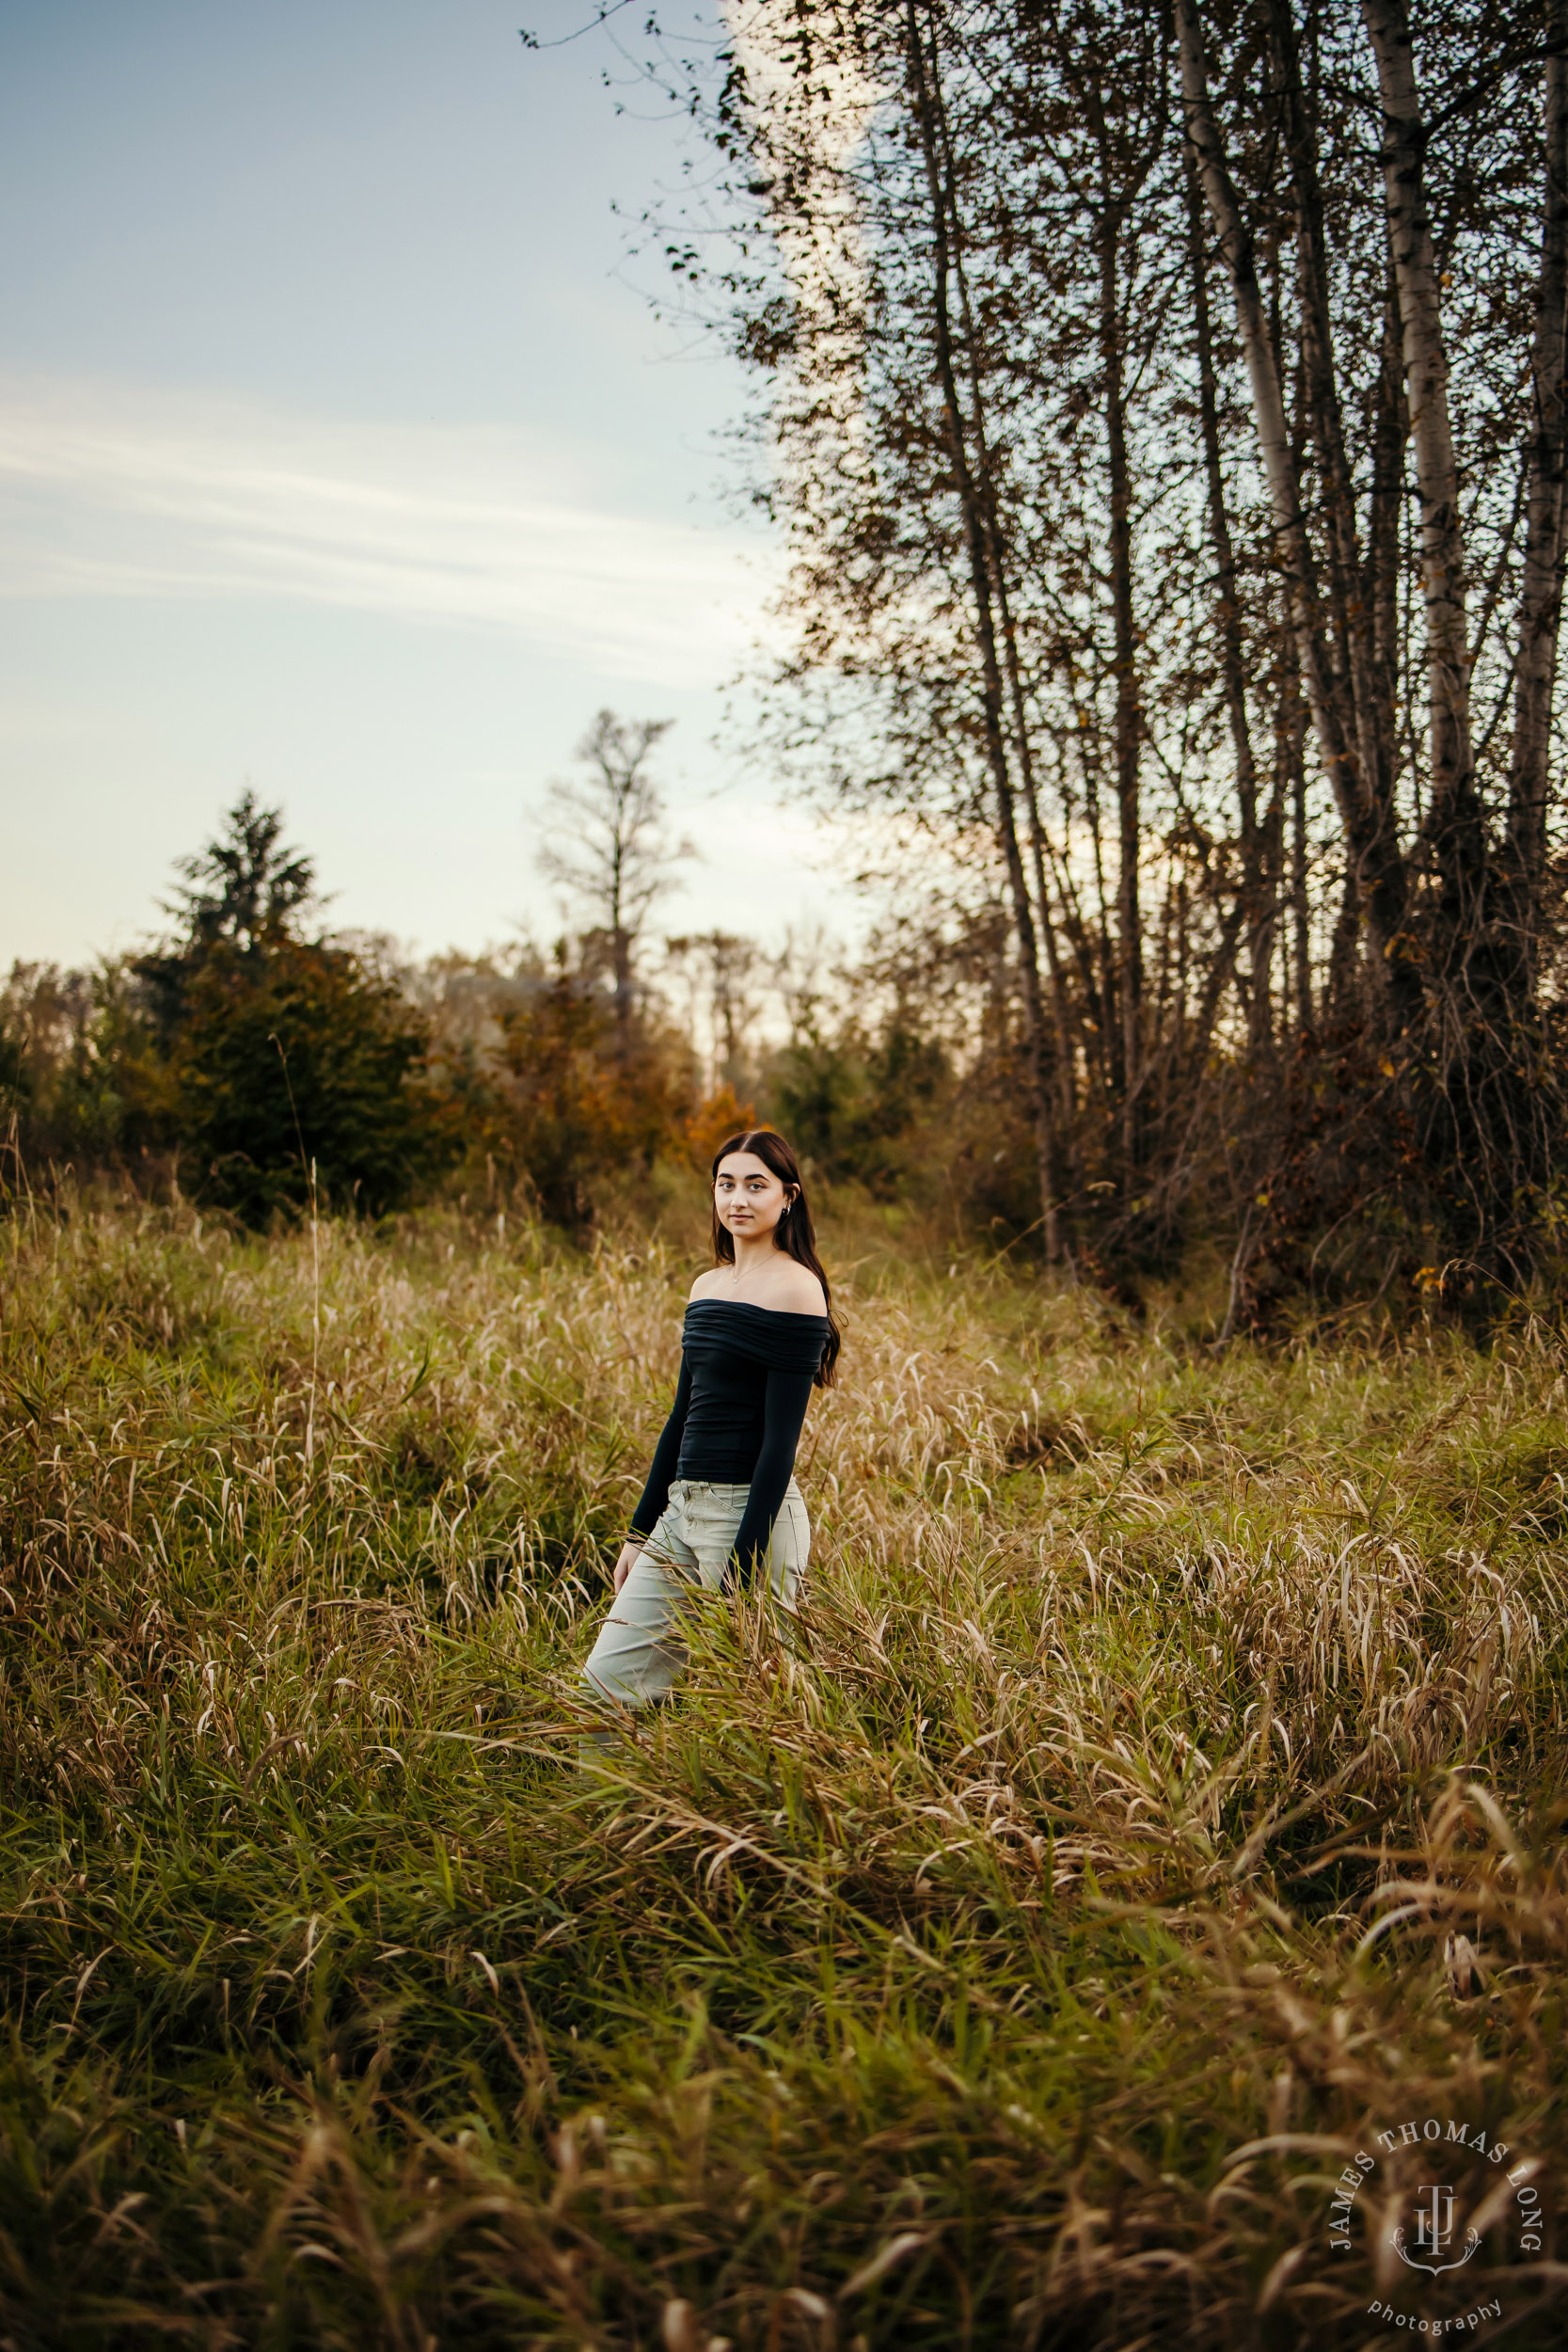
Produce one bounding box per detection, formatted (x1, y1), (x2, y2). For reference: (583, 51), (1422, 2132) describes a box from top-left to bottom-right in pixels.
(728, 1242), (765, 1293)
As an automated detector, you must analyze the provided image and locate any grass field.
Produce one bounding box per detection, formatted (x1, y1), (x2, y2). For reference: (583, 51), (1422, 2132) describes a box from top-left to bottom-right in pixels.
(2, 1195), (1566, 2348)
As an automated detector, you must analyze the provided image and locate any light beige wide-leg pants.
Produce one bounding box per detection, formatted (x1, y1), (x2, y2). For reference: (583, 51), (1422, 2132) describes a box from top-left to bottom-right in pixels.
(581, 1476), (809, 1724)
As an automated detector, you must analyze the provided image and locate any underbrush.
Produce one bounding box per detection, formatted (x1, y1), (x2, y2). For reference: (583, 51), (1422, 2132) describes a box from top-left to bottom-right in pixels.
(1, 1200), (1564, 2347)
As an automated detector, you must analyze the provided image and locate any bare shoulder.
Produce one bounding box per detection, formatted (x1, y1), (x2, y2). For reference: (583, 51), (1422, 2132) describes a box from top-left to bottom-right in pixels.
(769, 1262), (828, 1314)
(688, 1261), (827, 1311)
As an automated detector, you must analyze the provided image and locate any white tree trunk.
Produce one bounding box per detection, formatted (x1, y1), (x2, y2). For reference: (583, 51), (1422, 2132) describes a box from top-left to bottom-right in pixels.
(1508, 6), (1568, 923)
(1363, 0), (1476, 883)
(1176, 0), (1413, 999)
(1174, 3), (1341, 782)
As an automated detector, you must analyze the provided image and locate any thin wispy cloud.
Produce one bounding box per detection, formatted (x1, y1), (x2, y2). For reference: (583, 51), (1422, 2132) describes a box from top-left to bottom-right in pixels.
(0, 375), (776, 682)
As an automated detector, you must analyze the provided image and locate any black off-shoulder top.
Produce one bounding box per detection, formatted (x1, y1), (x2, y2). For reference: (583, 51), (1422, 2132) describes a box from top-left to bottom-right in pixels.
(629, 1299), (831, 1582)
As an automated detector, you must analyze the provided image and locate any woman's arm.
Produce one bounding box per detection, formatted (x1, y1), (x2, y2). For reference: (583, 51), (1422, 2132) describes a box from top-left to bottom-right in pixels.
(729, 1364), (816, 1586)
(628, 1350), (693, 1543)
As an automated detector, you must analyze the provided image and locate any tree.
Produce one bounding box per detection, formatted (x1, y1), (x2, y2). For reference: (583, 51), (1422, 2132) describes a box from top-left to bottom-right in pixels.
(135, 795), (453, 1224)
(171, 938), (452, 1225)
(497, 953), (691, 1228)
(166, 787), (319, 951)
(664, 930), (763, 1090)
(614, 0), (1568, 1294)
(0, 961), (156, 1171)
(138, 790), (322, 1044)
(537, 713), (695, 1042)
(768, 1013), (949, 1196)
(1175, 0), (1567, 1272)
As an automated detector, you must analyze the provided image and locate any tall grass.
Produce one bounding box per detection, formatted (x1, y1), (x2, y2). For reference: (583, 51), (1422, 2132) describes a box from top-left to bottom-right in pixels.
(1, 1195), (1565, 2347)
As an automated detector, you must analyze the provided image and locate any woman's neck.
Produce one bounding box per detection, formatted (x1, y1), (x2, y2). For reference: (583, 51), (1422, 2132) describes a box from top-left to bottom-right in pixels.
(727, 1232), (780, 1289)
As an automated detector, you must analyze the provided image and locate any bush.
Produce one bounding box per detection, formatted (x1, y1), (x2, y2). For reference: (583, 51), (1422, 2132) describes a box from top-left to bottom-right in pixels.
(498, 970), (693, 1228)
(0, 961), (174, 1180)
(171, 938), (455, 1223)
(766, 1019), (950, 1198)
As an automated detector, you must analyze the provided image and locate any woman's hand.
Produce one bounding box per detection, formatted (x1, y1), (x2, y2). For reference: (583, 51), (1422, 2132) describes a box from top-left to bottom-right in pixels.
(612, 1540), (642, 1595)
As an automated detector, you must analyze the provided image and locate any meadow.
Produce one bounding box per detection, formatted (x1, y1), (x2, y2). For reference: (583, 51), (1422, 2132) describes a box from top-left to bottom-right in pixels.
(1, 1193), (1566, 2348)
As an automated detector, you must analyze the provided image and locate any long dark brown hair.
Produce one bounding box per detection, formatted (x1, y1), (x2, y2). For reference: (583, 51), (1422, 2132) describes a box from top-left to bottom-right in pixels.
(709, 1128), (841, 1386)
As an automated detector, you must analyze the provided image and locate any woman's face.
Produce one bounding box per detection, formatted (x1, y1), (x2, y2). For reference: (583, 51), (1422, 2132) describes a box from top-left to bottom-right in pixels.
(714, 1151), (793, 1244)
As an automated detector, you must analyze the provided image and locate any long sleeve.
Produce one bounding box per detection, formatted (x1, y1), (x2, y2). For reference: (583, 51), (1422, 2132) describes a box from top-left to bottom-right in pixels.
(729, 1364), (816, 1586)
(628, 1349), (692, 1539)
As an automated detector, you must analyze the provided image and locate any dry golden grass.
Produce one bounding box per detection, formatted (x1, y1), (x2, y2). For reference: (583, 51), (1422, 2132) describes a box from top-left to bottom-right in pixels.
(1, 1194), (1565, 2347)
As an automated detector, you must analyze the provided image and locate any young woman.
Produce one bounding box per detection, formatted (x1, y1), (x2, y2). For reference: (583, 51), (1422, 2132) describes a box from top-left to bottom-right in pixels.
(580, 1128), (840, 1733)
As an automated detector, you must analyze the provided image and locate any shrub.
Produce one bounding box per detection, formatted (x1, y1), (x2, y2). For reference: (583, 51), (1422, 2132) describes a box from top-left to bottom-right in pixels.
(0, 961), (174, 1179)
(171, 938), (455, 1223)
(766, 1018), (951, 1198)
(499, 969), (693, 1228)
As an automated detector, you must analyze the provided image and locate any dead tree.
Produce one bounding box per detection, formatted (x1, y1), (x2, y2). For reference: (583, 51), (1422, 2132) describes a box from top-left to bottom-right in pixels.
(538, 711), (693, 1043)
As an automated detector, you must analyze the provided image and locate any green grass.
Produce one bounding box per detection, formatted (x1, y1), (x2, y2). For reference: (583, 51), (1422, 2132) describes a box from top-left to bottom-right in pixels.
(1, 1197), (1565, 2347)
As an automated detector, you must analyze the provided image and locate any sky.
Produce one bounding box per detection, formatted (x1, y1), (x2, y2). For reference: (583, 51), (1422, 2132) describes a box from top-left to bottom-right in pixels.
(0, 0), (852, 970)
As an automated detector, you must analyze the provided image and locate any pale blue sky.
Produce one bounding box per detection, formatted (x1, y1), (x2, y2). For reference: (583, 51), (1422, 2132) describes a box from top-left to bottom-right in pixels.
(0, 0), (847, 966)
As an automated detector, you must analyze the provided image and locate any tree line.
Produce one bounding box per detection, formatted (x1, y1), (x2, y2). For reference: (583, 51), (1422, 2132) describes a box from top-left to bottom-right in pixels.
(610, 0), (1568, 1311)
(11, 0), (1568, 1318)
(0, 732), (990, 1241)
